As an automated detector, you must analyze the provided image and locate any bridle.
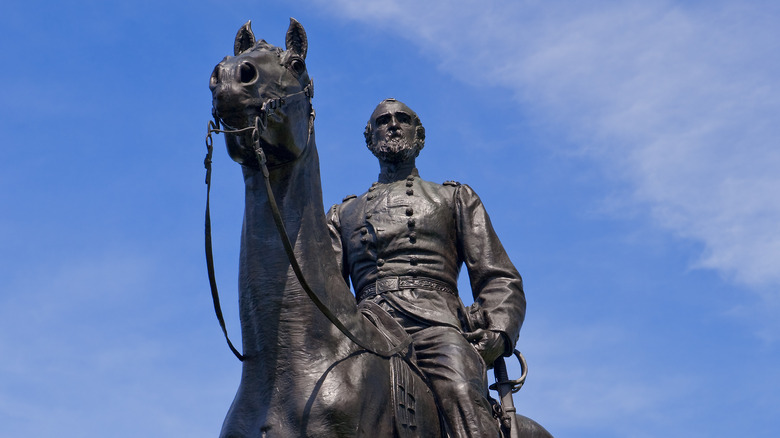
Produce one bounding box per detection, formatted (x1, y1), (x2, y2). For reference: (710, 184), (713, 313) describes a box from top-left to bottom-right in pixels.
(204, 80), (410, 362)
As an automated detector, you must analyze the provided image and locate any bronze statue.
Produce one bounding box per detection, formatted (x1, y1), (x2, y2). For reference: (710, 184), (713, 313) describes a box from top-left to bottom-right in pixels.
(326, 99), (525, 437)
(206, 18), (553, 438)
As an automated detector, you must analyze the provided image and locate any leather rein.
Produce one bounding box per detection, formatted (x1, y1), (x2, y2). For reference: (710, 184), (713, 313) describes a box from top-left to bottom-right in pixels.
(204, 82), (409, 361)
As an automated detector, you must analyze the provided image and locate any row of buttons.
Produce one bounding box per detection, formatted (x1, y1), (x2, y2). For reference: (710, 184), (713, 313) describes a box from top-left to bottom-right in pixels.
(376, 256), (418, 266)
(362, 177), (419, 267)
(406, 176), (417, 245)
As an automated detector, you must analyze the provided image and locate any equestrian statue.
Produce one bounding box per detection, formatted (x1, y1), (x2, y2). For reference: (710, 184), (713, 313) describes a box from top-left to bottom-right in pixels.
(206, 18), (553, 438)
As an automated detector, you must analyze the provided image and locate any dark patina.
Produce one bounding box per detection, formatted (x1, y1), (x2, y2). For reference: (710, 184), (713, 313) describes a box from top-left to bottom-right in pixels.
(206, 18), (553, 438)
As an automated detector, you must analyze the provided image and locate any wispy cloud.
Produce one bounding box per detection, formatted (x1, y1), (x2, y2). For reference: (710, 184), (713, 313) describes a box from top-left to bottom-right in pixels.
(317, 0), (780, 291)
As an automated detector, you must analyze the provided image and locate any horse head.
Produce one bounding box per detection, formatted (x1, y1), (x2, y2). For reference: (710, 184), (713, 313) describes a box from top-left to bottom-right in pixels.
(209, 18), (314, 168)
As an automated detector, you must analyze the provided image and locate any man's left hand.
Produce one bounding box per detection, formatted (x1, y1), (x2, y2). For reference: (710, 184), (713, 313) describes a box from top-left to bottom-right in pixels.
(464, 329), (507, 366)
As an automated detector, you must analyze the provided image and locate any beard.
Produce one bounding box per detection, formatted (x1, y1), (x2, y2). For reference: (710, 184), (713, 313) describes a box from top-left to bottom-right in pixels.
(369, 136), (418, 164)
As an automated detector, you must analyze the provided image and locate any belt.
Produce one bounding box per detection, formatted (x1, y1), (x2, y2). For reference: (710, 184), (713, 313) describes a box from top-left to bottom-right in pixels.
(358, 276), (457, 301)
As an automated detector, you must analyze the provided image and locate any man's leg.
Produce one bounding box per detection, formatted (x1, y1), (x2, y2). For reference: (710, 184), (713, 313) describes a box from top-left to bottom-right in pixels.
(411, 326), (501, 438)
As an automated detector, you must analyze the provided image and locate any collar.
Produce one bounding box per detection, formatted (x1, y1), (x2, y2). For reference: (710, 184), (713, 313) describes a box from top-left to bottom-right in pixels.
(377, 165), (419, 184)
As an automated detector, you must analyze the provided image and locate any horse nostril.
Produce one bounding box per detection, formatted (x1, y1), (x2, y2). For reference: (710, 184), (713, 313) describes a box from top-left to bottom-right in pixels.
(210, 66), (220, 90)
(239, 62), (258, 84)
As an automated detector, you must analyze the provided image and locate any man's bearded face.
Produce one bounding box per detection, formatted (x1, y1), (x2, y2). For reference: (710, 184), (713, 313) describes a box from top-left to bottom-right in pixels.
(368, 101), (420, 164)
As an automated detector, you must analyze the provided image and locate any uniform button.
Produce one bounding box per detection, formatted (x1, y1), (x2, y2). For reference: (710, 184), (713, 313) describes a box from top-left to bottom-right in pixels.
(406, 207), (414, 216)
(407, 218), (415, 228)
(367, 194), (375, 200)
(406, 176), (415, 181)
(365, 213), (372, 219)
(409, 256), (418, 266)
(360, 228), (368, 235)
(361, 237), (368, 244)
(406, 181), (413, 187)
(409, 232), (417, 244)
(368, 186), (376, 192)
(406, 189), (414, 196)
(376, 258), (385, 266)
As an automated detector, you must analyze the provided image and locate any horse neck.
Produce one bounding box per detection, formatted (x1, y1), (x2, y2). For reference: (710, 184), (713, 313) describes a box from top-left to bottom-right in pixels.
(237, 133), (354, 358)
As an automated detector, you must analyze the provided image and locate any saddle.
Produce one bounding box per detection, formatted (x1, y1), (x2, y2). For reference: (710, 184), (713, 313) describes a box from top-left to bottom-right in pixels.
(359, 300), (434, 436)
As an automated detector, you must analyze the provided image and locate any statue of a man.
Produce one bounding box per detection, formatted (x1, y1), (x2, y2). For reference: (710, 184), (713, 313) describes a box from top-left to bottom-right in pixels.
(327, 98), (526, 437)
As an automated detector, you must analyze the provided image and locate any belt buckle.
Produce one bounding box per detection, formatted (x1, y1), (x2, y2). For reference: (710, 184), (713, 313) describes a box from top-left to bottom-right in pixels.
(376, 277), (399, 293)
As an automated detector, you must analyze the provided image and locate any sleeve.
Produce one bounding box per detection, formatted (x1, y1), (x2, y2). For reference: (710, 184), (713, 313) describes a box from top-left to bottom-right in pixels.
(326, 204), (350, 287)
(455, 184), (526, 350)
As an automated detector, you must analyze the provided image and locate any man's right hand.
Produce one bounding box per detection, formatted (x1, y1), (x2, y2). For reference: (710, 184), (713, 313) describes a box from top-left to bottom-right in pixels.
(464, 329), (507, 366)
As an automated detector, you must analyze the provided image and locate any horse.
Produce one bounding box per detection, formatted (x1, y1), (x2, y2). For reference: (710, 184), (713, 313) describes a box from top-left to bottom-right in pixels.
(207, 18), (553, 438)
(207, 18), (441, 438)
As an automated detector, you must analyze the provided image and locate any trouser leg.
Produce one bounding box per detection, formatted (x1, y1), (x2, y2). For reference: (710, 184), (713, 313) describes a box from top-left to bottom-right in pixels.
(411, 326), (501, 438)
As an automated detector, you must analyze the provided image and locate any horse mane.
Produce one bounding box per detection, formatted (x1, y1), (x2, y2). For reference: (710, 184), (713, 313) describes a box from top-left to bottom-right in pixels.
(252, 39), (282, 55)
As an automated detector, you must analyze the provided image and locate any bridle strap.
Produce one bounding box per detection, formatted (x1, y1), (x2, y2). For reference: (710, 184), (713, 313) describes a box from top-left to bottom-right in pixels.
(217, 81), (314, 134)
(204, 84), (410, 361)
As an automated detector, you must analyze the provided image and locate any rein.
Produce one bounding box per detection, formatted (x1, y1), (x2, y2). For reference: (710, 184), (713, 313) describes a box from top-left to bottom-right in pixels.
(204, 83), (410, 361)
(204, 118), (245, 361)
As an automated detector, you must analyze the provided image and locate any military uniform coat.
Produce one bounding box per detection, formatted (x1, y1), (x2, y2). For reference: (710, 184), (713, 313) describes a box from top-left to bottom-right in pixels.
(326, 169), (526, 348)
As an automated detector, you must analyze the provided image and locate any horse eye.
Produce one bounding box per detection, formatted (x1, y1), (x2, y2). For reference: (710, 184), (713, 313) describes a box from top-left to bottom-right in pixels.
(290, 59), (305, 75)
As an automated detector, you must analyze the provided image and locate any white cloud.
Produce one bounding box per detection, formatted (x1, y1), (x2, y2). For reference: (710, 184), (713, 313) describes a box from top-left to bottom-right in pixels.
(317, 0), (780, 291)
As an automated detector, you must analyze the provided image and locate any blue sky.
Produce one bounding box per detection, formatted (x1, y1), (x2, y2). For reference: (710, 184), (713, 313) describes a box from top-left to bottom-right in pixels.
(2, 1), (779, 437)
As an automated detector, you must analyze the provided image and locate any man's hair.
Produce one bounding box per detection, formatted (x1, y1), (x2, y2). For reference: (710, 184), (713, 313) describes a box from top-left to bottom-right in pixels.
(364, 98), (426, 157)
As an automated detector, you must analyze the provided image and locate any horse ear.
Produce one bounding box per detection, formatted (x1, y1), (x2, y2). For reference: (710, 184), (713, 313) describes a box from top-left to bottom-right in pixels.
(234, 20), (256, 56)
(285, 18), (308, 60)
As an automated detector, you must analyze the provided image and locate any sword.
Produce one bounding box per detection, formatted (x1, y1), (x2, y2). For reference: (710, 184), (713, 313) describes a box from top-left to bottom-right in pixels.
(491, 350), (527, 438)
